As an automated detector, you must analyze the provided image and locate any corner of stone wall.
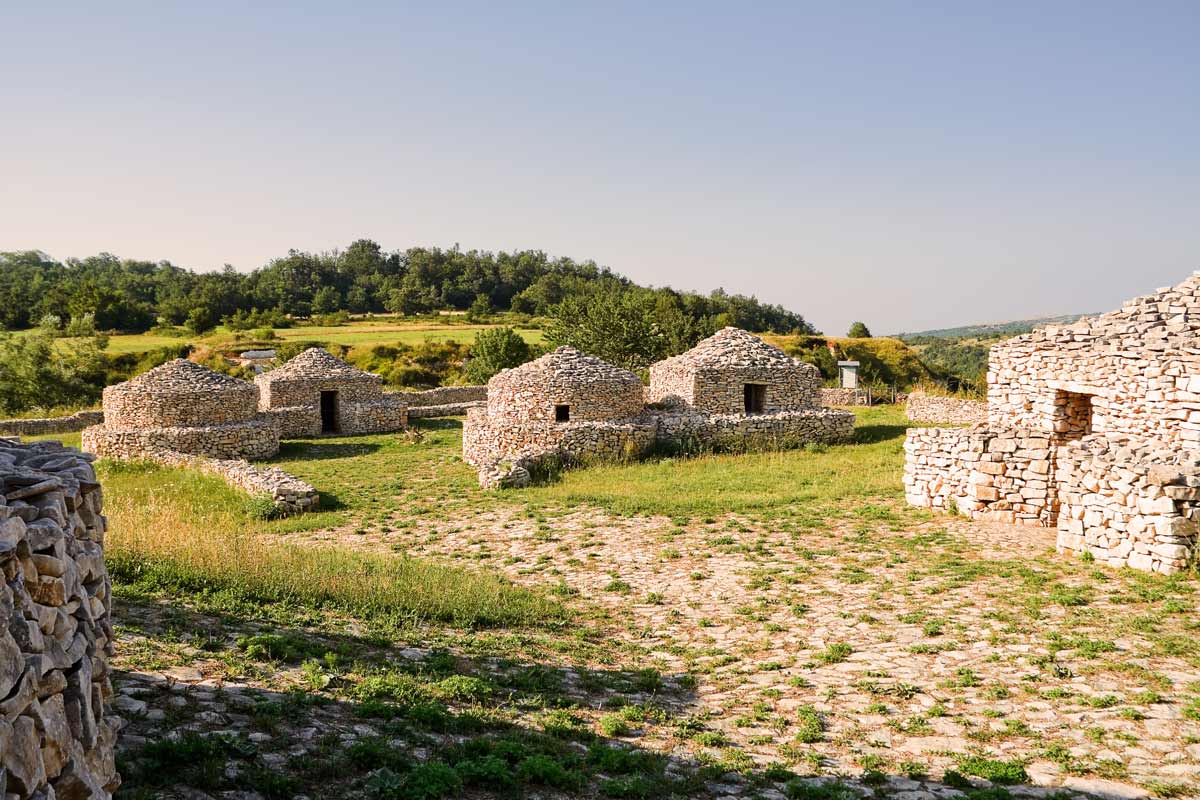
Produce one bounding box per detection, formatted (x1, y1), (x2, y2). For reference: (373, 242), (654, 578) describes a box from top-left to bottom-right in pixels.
(1, 438), (120, 798)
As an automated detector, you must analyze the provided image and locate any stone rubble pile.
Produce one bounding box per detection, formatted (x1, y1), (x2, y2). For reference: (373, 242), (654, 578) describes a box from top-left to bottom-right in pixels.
(905, 272), (1200, 573)
(905, 391), (988, 425)
(0, 438), (119, 798)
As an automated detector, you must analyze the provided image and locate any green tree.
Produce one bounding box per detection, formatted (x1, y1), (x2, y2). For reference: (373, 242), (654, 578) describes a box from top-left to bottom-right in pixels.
(464, 293), (492, 323)
(546, 288), (681, 371)
(312, 285), (343, 314)
(464, 327), (532, 383)
(0, 330), (109, 413)
(847, 321), (872, 338)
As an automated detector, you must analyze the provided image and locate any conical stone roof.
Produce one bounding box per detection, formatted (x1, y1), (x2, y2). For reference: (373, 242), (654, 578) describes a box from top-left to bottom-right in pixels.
(263, 348), (377, 381)
(662, 327), (797, 369)
(491, 346), (641, 387)
(120, 359), (253, 394)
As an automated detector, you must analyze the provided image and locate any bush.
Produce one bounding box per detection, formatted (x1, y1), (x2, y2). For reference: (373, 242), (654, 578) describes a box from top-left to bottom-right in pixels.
(463, 327), (532, 383)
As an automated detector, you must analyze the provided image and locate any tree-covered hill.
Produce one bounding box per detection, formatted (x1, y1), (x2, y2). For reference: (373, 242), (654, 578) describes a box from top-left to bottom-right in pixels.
(0, 242), (813, 336)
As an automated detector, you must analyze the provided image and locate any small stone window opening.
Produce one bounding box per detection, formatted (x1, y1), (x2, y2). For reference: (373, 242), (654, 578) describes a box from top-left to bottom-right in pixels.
(744, 384), (766, 414)
(1053, 390), (1093, 442)
(555, 404), (571, 423)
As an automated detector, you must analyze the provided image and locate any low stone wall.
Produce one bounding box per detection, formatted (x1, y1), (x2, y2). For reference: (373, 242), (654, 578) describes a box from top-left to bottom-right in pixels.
(408, 401), (484, 419)
(339, 399), (407, 434)
(144, 449), (319, 516)
(82, 417), (280, 462)
(263, 406), (321, 439)
(467, 407), (856, 488)
(0, 411), (105, 437)
(818, 388), (867, 407)
(0, 438), (120, 798)
(656, 408), (856, 451)
(1056, 436), (1200, 574)
(903, 426), (1055, 526)
(906, 392), (988, 425)
(394, 385), (486, 408)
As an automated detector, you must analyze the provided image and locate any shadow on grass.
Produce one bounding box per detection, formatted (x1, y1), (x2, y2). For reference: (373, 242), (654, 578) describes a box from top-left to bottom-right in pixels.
(852, 423), (909, 445)
(112, 597), (1109, 800)
(273, 440), (384, 462)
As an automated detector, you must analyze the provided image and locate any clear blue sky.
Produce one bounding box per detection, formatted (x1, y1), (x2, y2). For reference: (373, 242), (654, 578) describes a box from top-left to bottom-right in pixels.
(2, 1), (1197, 334)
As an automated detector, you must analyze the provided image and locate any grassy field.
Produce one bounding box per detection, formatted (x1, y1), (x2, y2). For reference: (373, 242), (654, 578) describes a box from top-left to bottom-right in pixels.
(87, 318), (546, 355)
(24, 407), (1200, 799)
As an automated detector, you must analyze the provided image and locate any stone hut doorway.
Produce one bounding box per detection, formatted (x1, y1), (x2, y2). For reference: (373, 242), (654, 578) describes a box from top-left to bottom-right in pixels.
(744, 384), (766, 414)
(320, 390), (340, 433)
(1053, 390), (1093, 442)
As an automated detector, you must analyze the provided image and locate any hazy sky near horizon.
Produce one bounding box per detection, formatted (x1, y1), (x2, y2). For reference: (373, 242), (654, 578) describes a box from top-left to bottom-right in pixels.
(2, 1), (1197, 334)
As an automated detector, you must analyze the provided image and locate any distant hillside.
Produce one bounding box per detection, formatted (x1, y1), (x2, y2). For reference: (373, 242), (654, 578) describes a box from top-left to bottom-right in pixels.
(894, 314), (1093, 341)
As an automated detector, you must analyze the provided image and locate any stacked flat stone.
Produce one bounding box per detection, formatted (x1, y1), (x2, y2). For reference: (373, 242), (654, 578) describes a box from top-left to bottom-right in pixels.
(649, 327), (822, 413)
(905, 391), (988, 425)
(818, 388), (869, 407)
(256, 348), (407, 437)
(904, 425), (1055, 526)
(0, 438), (119, 798)
(396, 385), (487, 419)
(989, 271), (1200, 447)
(904, 271), (1200, 573)
(144, 449), (319, 515)
(1056, 434), (1200, 574)
(466, 332), (856, 488)
(0, 412), (105, 438)
(83, 360), (279, 461)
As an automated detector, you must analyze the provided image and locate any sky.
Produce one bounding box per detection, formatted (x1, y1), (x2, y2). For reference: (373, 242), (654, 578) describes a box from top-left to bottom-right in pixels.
(1, 1), (1197, 335)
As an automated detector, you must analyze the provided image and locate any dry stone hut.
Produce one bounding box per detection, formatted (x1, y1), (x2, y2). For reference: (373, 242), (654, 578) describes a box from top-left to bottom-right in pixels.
(905, 272), (1200, 574)
(649, 327), (822, 413)
(81, 361), (319, 515)
(463, 347), (656, 485)
(465, 333), (855, 487)
(255, 348), (407, 437)
(82, 360), (279, 460)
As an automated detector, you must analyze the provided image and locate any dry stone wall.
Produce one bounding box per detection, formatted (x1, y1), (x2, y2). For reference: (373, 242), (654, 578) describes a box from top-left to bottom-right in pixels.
(905, 392), (988, 425)
(904, 426), (1055, 526)
(0, 412), (105, 437)
(0, 438), (119, 798)
(1055, 435), (1200, 574)
(486, 347), (645, 424)
(143, 449), (319, 515)
(818, 388), (868, 407)
(83, 418), (280, 462)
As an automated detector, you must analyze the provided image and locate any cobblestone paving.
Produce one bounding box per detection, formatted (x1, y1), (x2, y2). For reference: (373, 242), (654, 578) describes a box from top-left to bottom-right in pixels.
(290, 500), (1200, 798)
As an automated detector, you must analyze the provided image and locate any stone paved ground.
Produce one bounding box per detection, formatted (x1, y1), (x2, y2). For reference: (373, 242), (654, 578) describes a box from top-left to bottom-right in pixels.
(283, 499), (1200, 798)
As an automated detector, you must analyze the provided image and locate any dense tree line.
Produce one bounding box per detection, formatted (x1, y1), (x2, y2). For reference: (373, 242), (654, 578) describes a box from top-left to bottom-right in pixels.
(0, 242), (813, 336)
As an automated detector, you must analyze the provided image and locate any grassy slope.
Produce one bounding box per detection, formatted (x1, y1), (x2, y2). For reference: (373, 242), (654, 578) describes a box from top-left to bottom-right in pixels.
(100, 319), (545, 355)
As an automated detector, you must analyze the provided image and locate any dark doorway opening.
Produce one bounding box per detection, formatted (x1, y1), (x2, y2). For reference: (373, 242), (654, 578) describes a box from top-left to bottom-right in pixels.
(320, 391), (339, 433)
(744, 384), (766, 414)
(1053, 390), (1093, 442)
(555, 404), (571, 423)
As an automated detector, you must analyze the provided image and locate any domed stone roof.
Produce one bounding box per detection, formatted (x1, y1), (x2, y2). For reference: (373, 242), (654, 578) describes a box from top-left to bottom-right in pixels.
(102, 359), (259, 430)
(491, 347), (642, 386)
(120, 359), (253, 395)
(261, 348), (377, 382)
(661, 328), (798, 369)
